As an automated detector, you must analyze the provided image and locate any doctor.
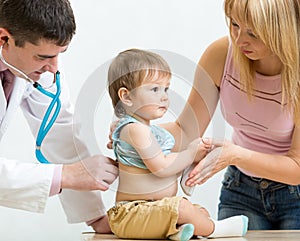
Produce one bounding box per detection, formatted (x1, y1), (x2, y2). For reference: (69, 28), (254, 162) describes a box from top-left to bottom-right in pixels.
(0, 0), (117, 233)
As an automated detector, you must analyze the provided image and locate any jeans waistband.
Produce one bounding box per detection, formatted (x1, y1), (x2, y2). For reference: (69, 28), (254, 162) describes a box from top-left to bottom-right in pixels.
(227, 165), (298, 191)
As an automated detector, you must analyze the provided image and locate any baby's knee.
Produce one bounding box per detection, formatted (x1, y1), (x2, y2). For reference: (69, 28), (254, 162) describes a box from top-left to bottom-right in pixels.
(178, 198), (195, 214)
(178, 198), (210, 220)
(199, 207), (210, 217)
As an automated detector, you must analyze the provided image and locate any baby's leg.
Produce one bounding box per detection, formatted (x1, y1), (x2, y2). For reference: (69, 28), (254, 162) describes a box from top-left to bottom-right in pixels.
(177, 199), (248, 238)
(177, 198), (214, 237)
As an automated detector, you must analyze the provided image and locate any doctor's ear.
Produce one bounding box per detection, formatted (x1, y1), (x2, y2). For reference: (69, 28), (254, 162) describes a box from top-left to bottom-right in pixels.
(0, 28), (10, 46)
(0, 36), (8, 44)
(118, 87), (133, 106)
(0, 36), (9, 47)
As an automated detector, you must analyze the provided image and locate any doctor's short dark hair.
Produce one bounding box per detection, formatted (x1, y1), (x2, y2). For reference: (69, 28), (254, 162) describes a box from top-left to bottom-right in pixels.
(0, 0), (76, 47)
(107, 48), (171, 118)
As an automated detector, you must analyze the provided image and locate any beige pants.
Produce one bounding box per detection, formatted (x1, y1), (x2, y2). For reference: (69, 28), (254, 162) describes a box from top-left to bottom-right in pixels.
(107, 196), (183, 239)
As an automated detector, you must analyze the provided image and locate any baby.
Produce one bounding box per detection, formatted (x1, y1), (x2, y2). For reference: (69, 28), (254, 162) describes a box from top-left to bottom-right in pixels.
(106, 48), (248, 240)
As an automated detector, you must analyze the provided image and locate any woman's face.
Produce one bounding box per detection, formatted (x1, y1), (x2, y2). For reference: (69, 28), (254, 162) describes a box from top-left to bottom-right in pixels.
(229, 10), (274, 61)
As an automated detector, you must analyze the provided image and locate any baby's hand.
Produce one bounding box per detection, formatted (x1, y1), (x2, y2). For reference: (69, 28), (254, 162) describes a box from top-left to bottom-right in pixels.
(188, 137), (212, 162)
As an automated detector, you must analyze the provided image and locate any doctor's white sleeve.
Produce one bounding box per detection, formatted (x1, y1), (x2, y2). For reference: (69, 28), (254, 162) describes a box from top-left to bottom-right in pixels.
(20, 70), (107, 223)
(0, 157), (55, 212)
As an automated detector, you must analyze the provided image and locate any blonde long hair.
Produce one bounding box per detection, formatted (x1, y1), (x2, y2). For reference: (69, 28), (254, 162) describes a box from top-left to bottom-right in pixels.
(224, 0), (300, 125)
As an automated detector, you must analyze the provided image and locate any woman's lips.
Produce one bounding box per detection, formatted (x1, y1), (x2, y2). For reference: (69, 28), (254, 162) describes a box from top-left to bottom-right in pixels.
(241, 49), (253, 55)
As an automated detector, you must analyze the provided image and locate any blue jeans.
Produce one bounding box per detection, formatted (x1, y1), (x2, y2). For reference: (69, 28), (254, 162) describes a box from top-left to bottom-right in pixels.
(218, 166), (300, 230)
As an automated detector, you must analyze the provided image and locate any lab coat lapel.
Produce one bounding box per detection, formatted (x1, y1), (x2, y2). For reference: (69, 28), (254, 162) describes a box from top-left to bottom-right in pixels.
(0, 77), (27, 139)
(0, 85), (6, 119)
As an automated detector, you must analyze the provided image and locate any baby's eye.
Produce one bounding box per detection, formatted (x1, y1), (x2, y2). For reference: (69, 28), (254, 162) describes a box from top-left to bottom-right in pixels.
(165, 87), (169, 92)
(151, 87), (159, 92)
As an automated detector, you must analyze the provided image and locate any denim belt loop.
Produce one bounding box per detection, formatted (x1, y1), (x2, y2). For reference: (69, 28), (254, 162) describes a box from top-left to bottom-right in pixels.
(288, 185), (296, 194)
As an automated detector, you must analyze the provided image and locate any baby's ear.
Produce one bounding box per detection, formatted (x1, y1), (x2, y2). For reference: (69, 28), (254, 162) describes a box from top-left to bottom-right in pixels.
(118, 87), (133, 106)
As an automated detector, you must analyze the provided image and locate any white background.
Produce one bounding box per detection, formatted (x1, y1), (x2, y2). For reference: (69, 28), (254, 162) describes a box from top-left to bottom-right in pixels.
(0, 1), (230, 240)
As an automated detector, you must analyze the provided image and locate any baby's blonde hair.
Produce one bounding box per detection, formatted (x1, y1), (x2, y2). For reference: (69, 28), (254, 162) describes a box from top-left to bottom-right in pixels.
(108, 49), (171, 117)
(224, 0), (300, 125)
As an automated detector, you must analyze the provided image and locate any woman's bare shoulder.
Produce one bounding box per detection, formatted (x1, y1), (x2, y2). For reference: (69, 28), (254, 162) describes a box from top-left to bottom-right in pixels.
(198, 36), (229, 86)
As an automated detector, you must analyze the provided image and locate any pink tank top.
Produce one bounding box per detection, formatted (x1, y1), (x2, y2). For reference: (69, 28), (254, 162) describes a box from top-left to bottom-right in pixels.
(220, 44), (294, 155)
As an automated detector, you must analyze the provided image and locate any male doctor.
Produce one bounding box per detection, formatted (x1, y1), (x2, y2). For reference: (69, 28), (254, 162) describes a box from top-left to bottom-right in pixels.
(0, 0), (117, 233)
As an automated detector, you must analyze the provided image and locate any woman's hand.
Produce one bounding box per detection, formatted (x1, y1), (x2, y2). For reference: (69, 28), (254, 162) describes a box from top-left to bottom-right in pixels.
(185, 139), (237, 186)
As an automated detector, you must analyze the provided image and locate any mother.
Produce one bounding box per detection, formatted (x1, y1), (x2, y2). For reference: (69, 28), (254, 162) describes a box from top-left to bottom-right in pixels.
(169, 0), (300, 230)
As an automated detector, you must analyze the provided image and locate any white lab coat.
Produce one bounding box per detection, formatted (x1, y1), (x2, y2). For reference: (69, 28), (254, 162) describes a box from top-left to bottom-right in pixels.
(0, 69), (106, 223)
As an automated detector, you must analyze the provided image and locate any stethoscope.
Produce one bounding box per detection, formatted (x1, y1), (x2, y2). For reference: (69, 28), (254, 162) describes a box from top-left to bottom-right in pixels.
(0, 45), (61, 164)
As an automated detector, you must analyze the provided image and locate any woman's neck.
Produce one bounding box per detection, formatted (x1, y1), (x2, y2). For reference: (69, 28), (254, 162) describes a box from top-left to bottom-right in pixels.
(254, 55), (282, 76)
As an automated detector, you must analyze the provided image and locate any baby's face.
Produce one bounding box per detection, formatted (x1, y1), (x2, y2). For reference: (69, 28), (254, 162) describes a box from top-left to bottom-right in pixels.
(127, 75), (170, 124)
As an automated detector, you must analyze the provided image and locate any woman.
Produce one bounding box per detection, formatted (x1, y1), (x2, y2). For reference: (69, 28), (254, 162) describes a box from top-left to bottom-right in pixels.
(173, 0), (300, 230)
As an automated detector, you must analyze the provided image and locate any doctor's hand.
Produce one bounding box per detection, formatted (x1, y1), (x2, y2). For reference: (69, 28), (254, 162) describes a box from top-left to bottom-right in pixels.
(61, 155), (118, 191)
(185, 140), (240, 186)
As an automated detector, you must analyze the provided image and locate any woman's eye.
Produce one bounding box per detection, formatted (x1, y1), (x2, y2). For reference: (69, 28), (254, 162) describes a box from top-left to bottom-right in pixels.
(231, 20), (239, 28)
(165, 87), (169, 92)
(247, 31), (257, 39)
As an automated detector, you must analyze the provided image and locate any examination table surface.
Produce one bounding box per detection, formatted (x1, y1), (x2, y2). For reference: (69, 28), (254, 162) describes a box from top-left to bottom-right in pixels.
(82, 230), (300, 241)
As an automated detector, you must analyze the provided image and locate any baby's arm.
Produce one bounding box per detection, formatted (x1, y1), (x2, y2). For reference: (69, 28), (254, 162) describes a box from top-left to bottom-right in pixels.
(120, 122), (210, 177)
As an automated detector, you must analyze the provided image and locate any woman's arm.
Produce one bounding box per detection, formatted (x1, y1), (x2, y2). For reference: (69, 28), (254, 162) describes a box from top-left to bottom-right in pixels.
(162, 37), (229, 150)
(237, 126), (300, 185)
(187, 126), (300, 186)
